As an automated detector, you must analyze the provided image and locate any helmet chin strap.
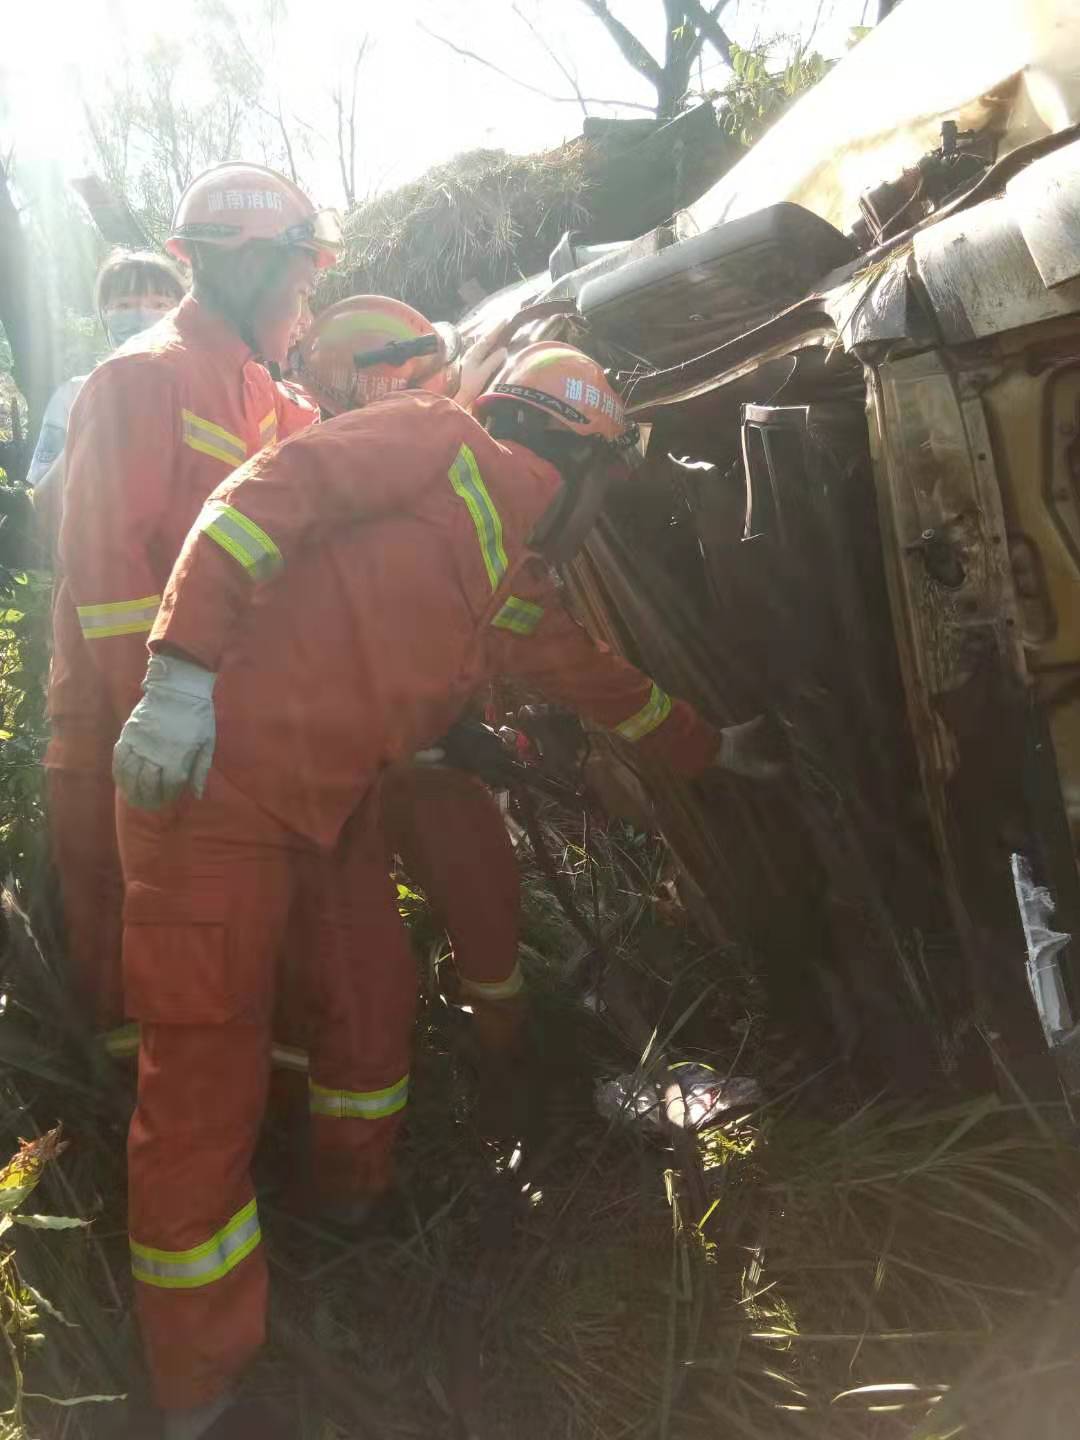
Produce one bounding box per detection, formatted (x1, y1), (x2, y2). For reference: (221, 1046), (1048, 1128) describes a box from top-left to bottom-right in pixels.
(482, 403), (619, 561)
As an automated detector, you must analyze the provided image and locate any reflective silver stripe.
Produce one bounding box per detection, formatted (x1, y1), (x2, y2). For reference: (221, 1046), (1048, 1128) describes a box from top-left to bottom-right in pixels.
(105, 1029), (309, 1069)
(615, 683), (673, 743)
(181, 409), (247, 467)
(258, 409), (278, 445)
(309, 1074), (409, 1120)
(199, 500), (283, 581)
(271, 1042), (309, 1074)
(491, 595), (543, 636)
(460, 962), (525, 1001)
(130, 1200), (261, 1290)
(76, 593), (161, 640)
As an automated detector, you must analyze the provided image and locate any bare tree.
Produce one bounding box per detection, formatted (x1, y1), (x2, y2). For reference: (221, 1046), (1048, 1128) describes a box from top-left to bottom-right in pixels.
(421, 0), (735, 121)
(84, 32), (264, 242)
(578, 0), (735, 116)
(332, 38), (370, 210)
(82, 0), (304, 242)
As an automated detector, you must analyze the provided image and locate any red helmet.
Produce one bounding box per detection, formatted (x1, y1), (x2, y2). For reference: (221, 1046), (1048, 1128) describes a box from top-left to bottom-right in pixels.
(292, 295), (461, 415)
(167, 163), (342, 270)
(473, 342), (631, 444)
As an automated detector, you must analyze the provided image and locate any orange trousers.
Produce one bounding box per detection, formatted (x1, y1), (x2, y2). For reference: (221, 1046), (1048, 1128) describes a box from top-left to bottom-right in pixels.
(379, 764), (525, 1055)
(45, 766), (126, 1029)
(117, 768), (417, 1410)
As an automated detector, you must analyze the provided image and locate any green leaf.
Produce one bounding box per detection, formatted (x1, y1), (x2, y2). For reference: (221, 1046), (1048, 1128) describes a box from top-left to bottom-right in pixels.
(22, 1283), (79, 1329)
(24, 1391), (126, 1406)
(14, 1214), (90, 1230)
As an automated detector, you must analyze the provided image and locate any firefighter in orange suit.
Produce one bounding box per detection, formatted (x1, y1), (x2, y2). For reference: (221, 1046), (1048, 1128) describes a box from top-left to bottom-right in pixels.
(110, 336), (776, 1435)
(284, 300), (529, 1109)
(379, 760), (525, 1060)
(47, 163), (339, 1031)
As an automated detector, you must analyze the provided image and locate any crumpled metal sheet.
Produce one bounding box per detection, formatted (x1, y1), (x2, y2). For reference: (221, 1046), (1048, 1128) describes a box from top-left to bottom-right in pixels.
(1010, 852), (1074, 1044)
(915, 197), (1080, 344)
(1008, 135), (1080, 289)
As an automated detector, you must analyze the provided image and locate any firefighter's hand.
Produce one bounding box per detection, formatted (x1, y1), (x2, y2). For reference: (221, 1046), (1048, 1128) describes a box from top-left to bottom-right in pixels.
(713, 714), (787, 781)
(112, 656), (217, 810)
(455, 330), (508, 411)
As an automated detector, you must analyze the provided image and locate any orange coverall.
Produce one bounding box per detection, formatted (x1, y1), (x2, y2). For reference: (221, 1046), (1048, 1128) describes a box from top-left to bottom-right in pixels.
(380, 763), (524, 1052)
(272, 377), (320, 438)
(266, 382), (527, 1074)
(48, 296), (285, 1028)
(119, 391), (719, 1408)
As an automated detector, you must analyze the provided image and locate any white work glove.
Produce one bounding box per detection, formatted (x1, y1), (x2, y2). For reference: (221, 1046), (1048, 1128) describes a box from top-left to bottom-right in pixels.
(455, 332), (509, 411)
(714, 714), (787, 781)
(113, 655), (217, 810)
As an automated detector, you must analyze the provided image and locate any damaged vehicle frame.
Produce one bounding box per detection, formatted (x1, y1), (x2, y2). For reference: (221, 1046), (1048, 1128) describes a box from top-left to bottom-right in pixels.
(463, 63), (1080, 1096)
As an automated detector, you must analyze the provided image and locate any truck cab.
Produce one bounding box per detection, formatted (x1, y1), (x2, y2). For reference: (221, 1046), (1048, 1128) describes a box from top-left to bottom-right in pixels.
(462, 0), (1080, 1094)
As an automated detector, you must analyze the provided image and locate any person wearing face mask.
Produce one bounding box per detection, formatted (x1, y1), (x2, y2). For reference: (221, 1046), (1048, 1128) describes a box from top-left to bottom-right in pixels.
(48, 163), (340, 1033)
(27, 249), (187, 547)
(27, 248), (187, 491)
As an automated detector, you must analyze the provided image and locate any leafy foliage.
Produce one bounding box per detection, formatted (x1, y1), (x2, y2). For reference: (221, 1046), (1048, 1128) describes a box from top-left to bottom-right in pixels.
(83, 0), (316, 243)
(0, 475), (49, 894)
(0, 1128), (121, 1438)
(720, 42), (833, 147)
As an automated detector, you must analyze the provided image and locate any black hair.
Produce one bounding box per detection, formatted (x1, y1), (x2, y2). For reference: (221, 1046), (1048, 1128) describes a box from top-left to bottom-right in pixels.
(95, 248), (186, 317)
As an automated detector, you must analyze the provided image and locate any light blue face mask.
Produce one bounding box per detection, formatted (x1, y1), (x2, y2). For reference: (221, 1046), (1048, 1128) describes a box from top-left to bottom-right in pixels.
(104, 308), (164, 348)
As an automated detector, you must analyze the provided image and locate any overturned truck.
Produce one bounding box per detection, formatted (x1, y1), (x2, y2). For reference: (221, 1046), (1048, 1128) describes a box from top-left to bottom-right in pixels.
(463, 0), (1080, 1095)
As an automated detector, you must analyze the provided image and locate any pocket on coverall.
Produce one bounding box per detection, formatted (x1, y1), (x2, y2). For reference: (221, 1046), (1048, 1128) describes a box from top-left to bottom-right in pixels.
(123, 879), (241, 1026)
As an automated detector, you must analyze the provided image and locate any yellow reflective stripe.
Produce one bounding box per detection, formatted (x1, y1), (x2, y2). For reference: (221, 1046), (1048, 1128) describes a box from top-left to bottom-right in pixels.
(102, 1023), (140, 1059)
(181, 409), (247, 467)
(460, 962), (525, 1002)
(448, 444), (507, 591)
(258, 409), (277, 444)
(131, 1199), (261, 1290)
(76, 593), (161, 639)
(309, 1074), (409, 1120)
(491, 595), (543, 636)
(199, 500), (283, 581)
(615, 683), (673, 743)
(184, 436), (246, 466)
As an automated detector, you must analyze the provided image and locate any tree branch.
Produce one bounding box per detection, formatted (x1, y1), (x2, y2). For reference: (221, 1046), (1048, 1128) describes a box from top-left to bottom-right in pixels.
(578, 0), (663, 89)
(799, 0), (828, 56)
(512, 3), (589, 118)
(682, 0), (735, 69)
(265, 101), (298, 184)
(347, 37), (368, 213)
(333, 86), (352, 209)
(417, 23), (654, 111)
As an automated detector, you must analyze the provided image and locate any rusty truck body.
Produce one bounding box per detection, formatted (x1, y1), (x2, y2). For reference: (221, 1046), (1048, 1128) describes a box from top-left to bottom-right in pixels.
(463, 0), (1080, 1092)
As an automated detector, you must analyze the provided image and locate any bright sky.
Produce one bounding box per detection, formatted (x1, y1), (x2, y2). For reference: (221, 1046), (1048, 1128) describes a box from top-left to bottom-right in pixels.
(4, 0), (872, 206)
